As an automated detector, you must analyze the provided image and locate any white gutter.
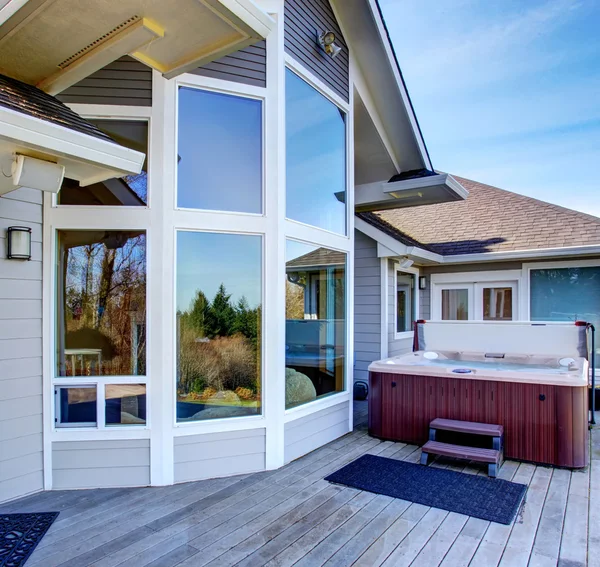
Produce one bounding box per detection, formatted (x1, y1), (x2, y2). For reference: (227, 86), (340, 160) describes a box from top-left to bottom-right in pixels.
(0, 105), (145, 182)
(441, 244), (600, 263)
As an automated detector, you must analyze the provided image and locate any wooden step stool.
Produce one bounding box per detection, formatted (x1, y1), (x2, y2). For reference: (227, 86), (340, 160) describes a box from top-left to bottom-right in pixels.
(420, 418), (504, 477)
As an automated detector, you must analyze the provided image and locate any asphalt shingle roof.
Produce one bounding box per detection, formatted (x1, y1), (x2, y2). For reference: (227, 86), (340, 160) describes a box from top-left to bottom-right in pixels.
(363, 176), (600, 256)
(287, 248), (346, 269)
(0, 73), (115, 143)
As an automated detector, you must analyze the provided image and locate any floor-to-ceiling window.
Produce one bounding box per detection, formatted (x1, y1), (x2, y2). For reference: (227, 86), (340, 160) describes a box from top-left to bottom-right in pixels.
(284, 65), (351, 410)
(175, 82), (265, 423)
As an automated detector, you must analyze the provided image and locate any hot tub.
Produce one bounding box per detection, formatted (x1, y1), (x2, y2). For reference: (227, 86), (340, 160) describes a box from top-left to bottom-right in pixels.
(368, 350), (589, 468)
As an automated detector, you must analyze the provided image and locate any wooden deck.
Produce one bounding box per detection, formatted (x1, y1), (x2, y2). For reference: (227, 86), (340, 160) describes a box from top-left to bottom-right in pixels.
(2, 401), (599, 567)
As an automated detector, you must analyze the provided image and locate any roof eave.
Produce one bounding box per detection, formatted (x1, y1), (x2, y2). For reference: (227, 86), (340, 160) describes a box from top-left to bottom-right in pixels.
(0, 104), (145, 187)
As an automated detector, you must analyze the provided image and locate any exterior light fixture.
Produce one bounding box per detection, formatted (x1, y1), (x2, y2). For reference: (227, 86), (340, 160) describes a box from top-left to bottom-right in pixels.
(317, 30), (342, 58)
(7, 226), (32, 260)
(419, 276), (427, 290)
(399, 257), (414, 269)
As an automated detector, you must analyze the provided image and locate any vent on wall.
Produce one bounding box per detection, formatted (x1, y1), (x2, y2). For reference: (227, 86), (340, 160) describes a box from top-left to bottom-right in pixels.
(57, 16), (141, 69)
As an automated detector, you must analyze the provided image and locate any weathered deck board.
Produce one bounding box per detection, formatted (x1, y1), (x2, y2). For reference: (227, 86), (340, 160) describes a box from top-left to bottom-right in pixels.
(0, 401), (596, 567)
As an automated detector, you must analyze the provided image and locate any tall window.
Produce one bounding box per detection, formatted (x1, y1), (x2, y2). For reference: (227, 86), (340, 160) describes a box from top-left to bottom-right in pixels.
(177, 87), (263, 213)
(396, 272), (415, 333)
(58, 120), (148, 206)
(285, 241), (346, 409)
(55, 230), (147, 427)
(531, 266), (600, 363)
(285, 69), (346, 235)
(176, 231), (262, 422)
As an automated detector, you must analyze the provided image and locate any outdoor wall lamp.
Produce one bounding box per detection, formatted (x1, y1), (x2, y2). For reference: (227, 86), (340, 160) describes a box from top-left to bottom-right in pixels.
(419, 276), (427, 290)
(12, 155), (65, 194)
(399, 257), (414, 269)
(317, 30), (342, 58)
(6, 226), (32, 260)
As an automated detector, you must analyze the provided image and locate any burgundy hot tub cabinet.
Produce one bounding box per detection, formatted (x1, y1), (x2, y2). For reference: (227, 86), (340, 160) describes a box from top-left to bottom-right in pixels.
(368, 370), (588, 468)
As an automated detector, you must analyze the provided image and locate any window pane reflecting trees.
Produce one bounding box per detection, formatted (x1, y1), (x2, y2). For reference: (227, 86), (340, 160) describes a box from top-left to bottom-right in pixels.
(176, 231), (262, 421)
(56, 231), (146, 377)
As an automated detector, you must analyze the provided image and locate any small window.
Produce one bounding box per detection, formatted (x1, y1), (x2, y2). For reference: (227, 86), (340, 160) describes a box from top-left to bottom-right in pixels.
(483, 287), (513, 320)
(177, 87), (263, 213)
(106, 384), (146, 426)
(396, 272), (415, 333)
(442, 289), (469, 320)
(58, 120), (148, 206)
(55, 386), (97, 427)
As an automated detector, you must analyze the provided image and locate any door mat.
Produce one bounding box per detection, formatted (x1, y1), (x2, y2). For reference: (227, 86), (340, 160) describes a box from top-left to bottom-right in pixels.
(325, 454), (526, 525)
(0, 512), (59, 566)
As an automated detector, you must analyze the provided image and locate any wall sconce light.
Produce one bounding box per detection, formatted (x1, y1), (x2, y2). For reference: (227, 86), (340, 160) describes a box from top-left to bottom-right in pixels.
(7, 226), (32, 260)
(399, 257), (414, 269)
(419, 276), (427, 290)
(317, 30), (342, 58)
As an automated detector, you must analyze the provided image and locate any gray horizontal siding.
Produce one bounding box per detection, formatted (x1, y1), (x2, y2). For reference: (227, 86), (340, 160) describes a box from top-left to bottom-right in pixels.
(284, 400), (350, 463)
(420, 275), (431, 320)
(174, 428), (266, 483)
(0, 188), (43, 504)
(284, 0), (349, 101)
(191, 41), (266, 87)
(57, 56), (152, 106)
(353, 230), (381, 382)
(52, 439), (150, 489)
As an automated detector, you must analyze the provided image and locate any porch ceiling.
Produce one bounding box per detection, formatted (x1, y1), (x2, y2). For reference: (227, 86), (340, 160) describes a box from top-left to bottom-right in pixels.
(0, 0), (274, 93)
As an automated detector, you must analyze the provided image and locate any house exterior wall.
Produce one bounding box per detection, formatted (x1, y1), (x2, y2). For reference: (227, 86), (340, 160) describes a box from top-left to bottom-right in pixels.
(190, 41), (267, 87)
(52, 440), (150, 489)
(57, 56), (153, 106)
(284, 401), (349, 463)
(353, 230), (381, 382)
(284, 0), (349, 101)
(174, 429), (266, 483)
(0, 189), (44, 503)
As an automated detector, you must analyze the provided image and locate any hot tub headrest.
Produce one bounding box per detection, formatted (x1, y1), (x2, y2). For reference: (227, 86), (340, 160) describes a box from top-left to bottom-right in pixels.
(416, 321), (587, 358)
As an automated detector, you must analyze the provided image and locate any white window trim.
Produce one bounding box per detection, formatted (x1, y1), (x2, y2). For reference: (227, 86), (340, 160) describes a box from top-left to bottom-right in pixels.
(393, 263), (419, 340)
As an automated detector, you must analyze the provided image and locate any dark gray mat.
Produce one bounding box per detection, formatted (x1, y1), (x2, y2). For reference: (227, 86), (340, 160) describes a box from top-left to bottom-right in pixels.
(325, 454), (526, 524)
(0, 512), (58, 566)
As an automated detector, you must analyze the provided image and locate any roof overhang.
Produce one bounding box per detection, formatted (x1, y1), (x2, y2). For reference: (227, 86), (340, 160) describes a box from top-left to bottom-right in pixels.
(0, 0), (274, 93)
(0, 104), (145, 195)
(355, 173), (468, 212)
(331, 0), (432, 173)
(356, 217), (600, 266)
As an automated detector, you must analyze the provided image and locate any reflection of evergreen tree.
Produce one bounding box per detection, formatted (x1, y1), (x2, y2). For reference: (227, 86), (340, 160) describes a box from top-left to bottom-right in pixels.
(183, 284), (260, 341)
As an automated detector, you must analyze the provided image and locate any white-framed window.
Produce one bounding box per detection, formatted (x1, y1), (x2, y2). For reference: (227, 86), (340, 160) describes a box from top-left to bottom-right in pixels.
(283, 55), (353, 416)
(523, 259), (600, 365)
(48, 107), (153, 432)
(394, 265), (419, 338)
(431, 271), (521, 321)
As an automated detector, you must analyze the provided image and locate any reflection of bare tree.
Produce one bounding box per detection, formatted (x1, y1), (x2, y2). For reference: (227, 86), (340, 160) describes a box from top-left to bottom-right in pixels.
(62, 233), (146, 376)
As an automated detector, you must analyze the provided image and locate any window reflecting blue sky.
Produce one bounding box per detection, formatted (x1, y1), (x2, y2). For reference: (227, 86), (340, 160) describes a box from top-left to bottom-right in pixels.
(178, 87), (262, 213)
(176, 232), (262, 312)
(286, 69), (346, 235)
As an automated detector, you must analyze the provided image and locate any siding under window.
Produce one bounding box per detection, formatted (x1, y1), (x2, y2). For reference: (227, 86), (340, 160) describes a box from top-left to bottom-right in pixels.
(191, 41), (267, 88)
(57, 56), (152, 106)
(284, 0), (349, 102)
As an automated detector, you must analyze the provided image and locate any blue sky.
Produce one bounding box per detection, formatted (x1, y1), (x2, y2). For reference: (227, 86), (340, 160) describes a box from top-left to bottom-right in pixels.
(379, 0), (600, 216)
